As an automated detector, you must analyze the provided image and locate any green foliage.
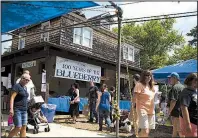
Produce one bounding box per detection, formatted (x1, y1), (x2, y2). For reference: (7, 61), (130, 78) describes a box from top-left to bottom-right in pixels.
(113, 18), (185, 69)
(167, 45), (197, 65)
(187, 26), (197, 46)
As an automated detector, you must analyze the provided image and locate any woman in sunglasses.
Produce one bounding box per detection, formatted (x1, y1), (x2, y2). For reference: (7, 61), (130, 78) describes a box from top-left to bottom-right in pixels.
(8, 74), (30, 138)
(133, 70), (155, 137)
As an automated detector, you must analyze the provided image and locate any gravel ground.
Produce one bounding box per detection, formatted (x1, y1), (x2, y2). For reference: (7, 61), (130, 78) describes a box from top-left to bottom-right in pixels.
(54, 115), (172, 137)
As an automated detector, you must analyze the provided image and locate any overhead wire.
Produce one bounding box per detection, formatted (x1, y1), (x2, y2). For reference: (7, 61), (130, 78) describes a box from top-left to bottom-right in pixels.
(94, 14), (197, 26)
(117, 1), (144, 6)
(1, 11), (197, 43)
(1, 14), (117, 43)
(3, 1), (145, 13)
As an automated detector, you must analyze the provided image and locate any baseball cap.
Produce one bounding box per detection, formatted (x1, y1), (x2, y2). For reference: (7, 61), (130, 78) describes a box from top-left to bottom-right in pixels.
(167, 72), (180, 80)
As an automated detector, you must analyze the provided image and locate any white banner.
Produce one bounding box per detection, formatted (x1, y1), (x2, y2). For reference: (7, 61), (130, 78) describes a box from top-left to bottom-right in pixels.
(22, 60), (36, 68)
(54, 56), (101, 83)
(8, 73), (12, 88)
(42, 72), (46, 83)
(1, 67), (5, 72)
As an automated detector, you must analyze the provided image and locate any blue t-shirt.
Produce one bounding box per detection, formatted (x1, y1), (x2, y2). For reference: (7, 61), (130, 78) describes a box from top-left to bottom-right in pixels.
(12, 83), (29, 111)
(99, 91), (110, 111)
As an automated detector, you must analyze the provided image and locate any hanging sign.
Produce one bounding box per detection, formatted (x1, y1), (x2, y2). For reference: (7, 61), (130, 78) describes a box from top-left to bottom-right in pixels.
(42, 72), (46, 83)
(1, 67), (5, 72)
(8, 73), (12, 88)
(54, 56), (101, 83)
(22, 60), (36, 68)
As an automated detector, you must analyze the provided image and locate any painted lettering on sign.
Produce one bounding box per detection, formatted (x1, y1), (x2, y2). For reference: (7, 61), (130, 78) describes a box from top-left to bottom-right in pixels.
(54, 57), (101, 83)
(22, 61), (36, 68)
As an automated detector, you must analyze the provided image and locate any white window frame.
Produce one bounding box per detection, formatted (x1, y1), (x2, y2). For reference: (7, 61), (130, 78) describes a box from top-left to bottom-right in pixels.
(73, 27), (93, 48)
(18, 33), (26, 50)
(123, 43), (135, 62)
(41, 21), (50, 42)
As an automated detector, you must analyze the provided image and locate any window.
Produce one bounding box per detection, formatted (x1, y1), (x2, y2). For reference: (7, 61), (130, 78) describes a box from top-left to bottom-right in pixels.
(134, 48), (140, 66)
(123, 44), (135, 62)
(73, 27), (93, 48)
(18, 33), (26, 50)
(41, 21), (50, 41)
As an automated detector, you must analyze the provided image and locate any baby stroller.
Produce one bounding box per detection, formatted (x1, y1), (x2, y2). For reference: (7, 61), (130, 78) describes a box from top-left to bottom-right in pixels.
(26, 96), (50, 134)
(112, 110), (132, 133)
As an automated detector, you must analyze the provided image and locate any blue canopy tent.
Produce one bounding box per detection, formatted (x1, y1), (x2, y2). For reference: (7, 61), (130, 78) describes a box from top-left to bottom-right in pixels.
(1, 1), (99, 33)
(152, 59), (197, 84)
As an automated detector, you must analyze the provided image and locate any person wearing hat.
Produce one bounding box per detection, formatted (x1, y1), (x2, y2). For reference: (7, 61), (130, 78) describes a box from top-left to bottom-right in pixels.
(167, 72), (185, 137)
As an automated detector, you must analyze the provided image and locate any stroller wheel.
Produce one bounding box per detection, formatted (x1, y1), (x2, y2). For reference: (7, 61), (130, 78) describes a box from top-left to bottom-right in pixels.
(48, 127), (50, 132)
(33, 129), (36, 134)
(33, 129), (39, 134)
(45, 127), (50, 132)
(34, 126), (39, 130)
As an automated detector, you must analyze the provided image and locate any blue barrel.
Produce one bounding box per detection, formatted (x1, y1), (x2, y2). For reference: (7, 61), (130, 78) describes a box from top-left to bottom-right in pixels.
(41, 104), (57, 123)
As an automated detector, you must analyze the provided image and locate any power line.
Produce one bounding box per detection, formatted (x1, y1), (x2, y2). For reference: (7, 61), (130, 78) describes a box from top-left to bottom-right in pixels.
(4, 2), (111, 12)
(123, 11), (197, 21)
(117, 1), (144, 6)
(2, 11), (196, 43)
(4, 1), (144, 12)
(1, 14), (117, 43)
(96, 14), (197, 26)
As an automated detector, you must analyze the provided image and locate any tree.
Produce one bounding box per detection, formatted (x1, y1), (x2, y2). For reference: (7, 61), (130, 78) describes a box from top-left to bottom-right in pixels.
(167, 45), (197, 65)
(187, 26), (197, 46)
(113, 18), (184, 69)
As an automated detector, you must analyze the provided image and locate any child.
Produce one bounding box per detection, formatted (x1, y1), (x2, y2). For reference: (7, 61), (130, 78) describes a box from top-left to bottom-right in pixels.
(30, 106), (47, 123)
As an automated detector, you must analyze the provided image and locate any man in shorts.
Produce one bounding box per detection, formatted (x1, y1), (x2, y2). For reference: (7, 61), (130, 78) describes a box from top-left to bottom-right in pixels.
(167, 72), (184, 137)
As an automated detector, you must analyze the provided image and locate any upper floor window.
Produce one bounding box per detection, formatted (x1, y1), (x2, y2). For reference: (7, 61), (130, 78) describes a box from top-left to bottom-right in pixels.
(73, 27), (93, 48)
(41, 21), (50, 42)
(18, 33), (26, 50)
(123, 44), (135, 62)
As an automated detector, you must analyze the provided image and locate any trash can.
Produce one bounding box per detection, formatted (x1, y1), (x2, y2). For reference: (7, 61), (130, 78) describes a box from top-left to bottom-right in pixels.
(41, 104), (57, 123)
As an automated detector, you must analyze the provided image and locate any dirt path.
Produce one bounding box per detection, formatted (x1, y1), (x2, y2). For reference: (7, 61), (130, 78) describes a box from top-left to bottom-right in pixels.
(54, 115), (172, 137)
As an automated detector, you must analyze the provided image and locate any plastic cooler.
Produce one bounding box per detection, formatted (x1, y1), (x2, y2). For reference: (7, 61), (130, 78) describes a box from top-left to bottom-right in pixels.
(41, 104), (57, 123)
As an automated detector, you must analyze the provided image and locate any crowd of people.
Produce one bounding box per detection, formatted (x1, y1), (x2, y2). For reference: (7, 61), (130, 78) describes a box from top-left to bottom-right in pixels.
(2, 69), (197, 138)
(66, 69), (197, 137)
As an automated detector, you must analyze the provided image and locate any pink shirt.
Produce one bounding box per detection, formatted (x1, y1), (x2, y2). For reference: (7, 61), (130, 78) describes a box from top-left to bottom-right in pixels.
(134, 82), (155, 114)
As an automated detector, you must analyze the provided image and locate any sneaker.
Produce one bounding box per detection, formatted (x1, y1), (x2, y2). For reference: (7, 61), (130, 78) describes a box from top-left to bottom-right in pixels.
(99, 128), (102, 131)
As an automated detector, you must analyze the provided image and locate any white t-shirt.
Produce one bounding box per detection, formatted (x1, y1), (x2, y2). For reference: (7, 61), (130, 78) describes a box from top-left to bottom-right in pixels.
(154, 85), (161, 105)
(16, 78), (35, 101)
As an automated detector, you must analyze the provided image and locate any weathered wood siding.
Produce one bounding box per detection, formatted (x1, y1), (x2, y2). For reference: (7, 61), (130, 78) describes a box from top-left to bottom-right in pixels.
(11, 13), (141, 68)
(60, 13), (141, 68)
(11, 17), (61, 51)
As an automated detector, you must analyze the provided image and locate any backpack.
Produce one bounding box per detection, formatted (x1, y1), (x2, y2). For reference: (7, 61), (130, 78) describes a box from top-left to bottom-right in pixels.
(99, 91), (110, 111)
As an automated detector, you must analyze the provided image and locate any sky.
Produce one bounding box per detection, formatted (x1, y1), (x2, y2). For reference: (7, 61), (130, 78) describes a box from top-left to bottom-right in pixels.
(1, 1), (197, 55)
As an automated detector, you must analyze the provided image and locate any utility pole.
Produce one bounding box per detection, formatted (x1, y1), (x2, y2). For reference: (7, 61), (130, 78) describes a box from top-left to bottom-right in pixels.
(108, 1), (123, 137)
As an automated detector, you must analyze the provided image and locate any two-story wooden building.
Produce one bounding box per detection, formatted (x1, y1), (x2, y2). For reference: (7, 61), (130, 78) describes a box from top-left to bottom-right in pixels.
(1, 11), (143, 100)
